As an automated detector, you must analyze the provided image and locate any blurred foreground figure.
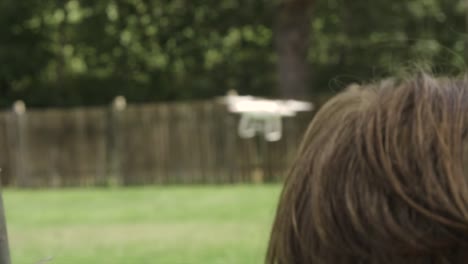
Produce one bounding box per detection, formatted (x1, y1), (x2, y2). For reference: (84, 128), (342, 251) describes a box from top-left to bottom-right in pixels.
(267, 74), (468, 263)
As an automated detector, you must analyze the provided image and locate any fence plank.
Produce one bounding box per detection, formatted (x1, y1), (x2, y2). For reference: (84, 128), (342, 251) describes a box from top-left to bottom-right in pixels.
(0, 114), (12, 186)
(0, 100), (313, 187)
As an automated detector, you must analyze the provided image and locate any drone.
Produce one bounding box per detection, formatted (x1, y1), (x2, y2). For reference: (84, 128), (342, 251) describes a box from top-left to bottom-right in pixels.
(221, 90), (314, 142)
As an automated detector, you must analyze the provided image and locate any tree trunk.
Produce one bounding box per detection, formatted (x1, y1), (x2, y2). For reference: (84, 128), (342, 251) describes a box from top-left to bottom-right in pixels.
(275, 0), (314, 99)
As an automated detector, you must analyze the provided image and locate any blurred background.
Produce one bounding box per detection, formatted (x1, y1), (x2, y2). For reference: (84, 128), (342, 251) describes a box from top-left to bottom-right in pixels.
(1, 0), (468, 263)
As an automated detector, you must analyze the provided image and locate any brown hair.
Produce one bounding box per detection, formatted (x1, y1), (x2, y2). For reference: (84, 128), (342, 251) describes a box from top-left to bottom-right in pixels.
(267, 74), (468, 263)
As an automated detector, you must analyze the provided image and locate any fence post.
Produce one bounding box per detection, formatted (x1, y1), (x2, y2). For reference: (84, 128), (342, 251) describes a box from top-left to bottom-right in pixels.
(108, 96), (126, 186)
(12, 101), (29, 187)
(0, 181), (10, 264)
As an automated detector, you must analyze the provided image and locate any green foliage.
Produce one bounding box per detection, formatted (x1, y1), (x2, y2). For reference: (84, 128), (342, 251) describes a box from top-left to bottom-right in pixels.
(0, 0), (52, 106)
(0, 0), (467, 107)
(310, 0), (467, 91)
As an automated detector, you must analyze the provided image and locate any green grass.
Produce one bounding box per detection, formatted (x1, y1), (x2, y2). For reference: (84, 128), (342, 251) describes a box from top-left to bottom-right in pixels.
(3, 185), (281, 264)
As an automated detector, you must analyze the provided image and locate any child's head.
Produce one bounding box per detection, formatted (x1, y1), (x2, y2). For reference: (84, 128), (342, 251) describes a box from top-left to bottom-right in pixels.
(267, 74), (468, 263)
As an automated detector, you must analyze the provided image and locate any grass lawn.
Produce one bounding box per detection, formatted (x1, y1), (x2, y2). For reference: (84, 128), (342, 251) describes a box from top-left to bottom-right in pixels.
(3, 185), (281, 264)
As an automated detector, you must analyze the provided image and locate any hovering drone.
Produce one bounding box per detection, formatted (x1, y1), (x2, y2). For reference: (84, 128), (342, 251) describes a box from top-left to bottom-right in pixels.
(221, 90), (314, 142)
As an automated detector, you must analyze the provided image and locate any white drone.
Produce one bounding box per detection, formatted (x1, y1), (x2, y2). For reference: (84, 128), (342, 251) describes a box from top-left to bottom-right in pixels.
(221, 90), (314, 142)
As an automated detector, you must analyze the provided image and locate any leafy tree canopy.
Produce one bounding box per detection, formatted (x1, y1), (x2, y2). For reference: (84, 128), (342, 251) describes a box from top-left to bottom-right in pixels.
(0, 0), (466, 107)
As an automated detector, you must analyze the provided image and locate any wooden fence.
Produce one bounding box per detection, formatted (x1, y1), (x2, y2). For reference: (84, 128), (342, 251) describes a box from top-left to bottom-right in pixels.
(0, 99), (313, 187)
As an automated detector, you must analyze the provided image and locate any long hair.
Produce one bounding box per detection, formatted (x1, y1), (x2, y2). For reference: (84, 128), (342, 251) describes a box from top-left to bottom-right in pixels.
(267, 74), (468, 263)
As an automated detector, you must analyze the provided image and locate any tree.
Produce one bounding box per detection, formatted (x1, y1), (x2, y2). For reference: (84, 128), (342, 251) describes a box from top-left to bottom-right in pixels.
(0, 0), (467, 107)
(0, 0), (51, 107)
(276, 0), (314, 99)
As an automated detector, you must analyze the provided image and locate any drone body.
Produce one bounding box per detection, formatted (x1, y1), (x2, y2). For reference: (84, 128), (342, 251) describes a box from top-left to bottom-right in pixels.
(222, 94), (314, 141)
